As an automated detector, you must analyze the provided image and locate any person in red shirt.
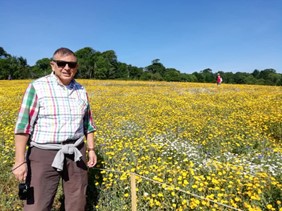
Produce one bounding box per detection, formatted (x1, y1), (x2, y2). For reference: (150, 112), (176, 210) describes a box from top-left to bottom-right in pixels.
(216, 73), (222, 85)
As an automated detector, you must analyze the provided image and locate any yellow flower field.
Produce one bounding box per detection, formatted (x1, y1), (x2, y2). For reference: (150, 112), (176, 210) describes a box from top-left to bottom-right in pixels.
(0, 80), (281, 211)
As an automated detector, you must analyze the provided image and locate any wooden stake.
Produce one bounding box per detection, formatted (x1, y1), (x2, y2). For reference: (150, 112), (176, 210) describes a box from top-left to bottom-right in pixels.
(130, 173), (137, 211)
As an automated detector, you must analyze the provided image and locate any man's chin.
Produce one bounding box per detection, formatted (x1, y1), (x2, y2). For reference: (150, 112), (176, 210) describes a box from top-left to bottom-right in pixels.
(62, 75), (73, 81)
(59, 77), (72, 85)
(62, 73), (72, 78)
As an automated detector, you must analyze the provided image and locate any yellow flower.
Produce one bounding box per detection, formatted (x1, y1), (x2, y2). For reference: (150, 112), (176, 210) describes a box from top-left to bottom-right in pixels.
(266, 204), (273, 210)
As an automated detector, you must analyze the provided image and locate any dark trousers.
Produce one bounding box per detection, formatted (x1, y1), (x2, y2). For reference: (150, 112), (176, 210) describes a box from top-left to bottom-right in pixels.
(24, 143), (88, 211)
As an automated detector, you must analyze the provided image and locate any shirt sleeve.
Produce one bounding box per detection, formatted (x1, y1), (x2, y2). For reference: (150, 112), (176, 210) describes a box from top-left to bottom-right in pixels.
(15, 83), (39, 134)
(83, 93), (97, 134)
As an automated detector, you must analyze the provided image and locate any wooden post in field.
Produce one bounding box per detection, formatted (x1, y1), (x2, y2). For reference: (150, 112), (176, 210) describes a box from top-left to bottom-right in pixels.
(130, 173), (137, 211)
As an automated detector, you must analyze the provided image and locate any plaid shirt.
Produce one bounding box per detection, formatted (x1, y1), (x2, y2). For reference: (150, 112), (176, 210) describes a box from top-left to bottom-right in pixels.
(15, 73), (96, 144)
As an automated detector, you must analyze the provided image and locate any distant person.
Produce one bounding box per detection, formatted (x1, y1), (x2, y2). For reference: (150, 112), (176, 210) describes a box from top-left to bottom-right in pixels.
(216, 73), (222, 85)
(12, 47), (97, 211)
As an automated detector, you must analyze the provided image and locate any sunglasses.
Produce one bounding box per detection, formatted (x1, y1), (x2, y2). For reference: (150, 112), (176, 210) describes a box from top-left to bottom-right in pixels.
(53, 60), (77, 68)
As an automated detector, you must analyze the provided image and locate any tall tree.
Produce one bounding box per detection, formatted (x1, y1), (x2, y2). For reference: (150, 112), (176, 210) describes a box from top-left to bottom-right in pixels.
(201, 68), (214, 82)
(0, 58), (10, 79)
(102, 50), (118, 79)
(116, 62), (129, 79)
(0, 47), (11, 58)
(13, 56), (30, 79)
(252, 69), (260, 79)
(31, 58), (51, 78)
(75, 47), (97, 78)
(128, 65), (143, 80)
(146, 59), (166, 77)
(164, 68), (181, 81)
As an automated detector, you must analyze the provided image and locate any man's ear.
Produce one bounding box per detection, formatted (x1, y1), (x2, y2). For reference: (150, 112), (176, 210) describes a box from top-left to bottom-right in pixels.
(50, 61), (55, 71)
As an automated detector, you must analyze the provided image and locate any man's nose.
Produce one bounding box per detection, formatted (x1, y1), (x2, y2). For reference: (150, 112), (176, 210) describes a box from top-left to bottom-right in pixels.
(64, 64), (70, 69)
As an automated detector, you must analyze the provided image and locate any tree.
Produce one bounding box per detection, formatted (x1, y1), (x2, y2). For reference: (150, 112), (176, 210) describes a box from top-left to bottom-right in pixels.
(151, 72), (163, 81)
(101, 50), (118, 79)
(222, 72), (235, 84)
(128, 65), (143, 80)
(31, 58), (51, 78)
(0, 47), (31, 79)
(152, 59), (160, 64)
(252, 69), (260, 79)
(93, 50), (118, 79)
(179, 73), (198, 82)
(259, 69), (276, 79)
(201, 68), (214, 82)
(268, 73), (281, 85)
(192, 72), (204, 82)
(0, 55), (30, 79)
(233, 72), (249, 84)
(13, 56), (30, 79)
(0, 58), (10, 79)
(75, 47), (97, 78)
(0, 47), (10, 58)
(116, 62), (129, 79)
(140, 71), (152, 80)
(244, 75), (257, 84)
(164, 68), (181, 81)
(146, 59), (166, 76)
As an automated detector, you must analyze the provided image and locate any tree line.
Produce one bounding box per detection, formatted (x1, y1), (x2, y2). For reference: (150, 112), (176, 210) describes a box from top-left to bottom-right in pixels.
(1, 46), (281, 85)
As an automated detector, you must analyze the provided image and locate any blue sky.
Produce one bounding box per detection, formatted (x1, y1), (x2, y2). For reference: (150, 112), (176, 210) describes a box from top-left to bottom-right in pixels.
(1, 0), (281, 73)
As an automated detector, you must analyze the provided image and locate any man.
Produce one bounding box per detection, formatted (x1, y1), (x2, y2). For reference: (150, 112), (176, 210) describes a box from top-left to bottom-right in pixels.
(12, 47), (97, 211)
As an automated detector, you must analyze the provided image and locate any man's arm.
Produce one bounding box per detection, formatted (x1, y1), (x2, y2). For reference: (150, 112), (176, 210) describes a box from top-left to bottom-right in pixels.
(13, 83), (38, 181)
(13, 134), (29, 181)
(83, 92), (97, 167)
(86, 132), (97, 167)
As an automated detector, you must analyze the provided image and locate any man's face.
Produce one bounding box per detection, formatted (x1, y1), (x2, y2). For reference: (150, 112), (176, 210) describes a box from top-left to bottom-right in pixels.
(50, 53), (78, 85)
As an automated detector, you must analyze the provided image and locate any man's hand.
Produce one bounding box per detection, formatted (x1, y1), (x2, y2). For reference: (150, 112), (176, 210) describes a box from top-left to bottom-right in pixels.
(87, 150), (97, 167)
(12, 162), (27, 182)
(14, 134), (29, 182)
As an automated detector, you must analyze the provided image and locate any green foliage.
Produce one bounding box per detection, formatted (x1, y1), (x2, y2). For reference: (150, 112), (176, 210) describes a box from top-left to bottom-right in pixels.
(201, 68), (214, 82)
(31, 58), (51, 78)
(163, 68), (181, 81)
(146, 60), (166, 76)
(76, 47), (98, 79)
(0, 55), (30, 79)
(0, 46), (281, 85)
